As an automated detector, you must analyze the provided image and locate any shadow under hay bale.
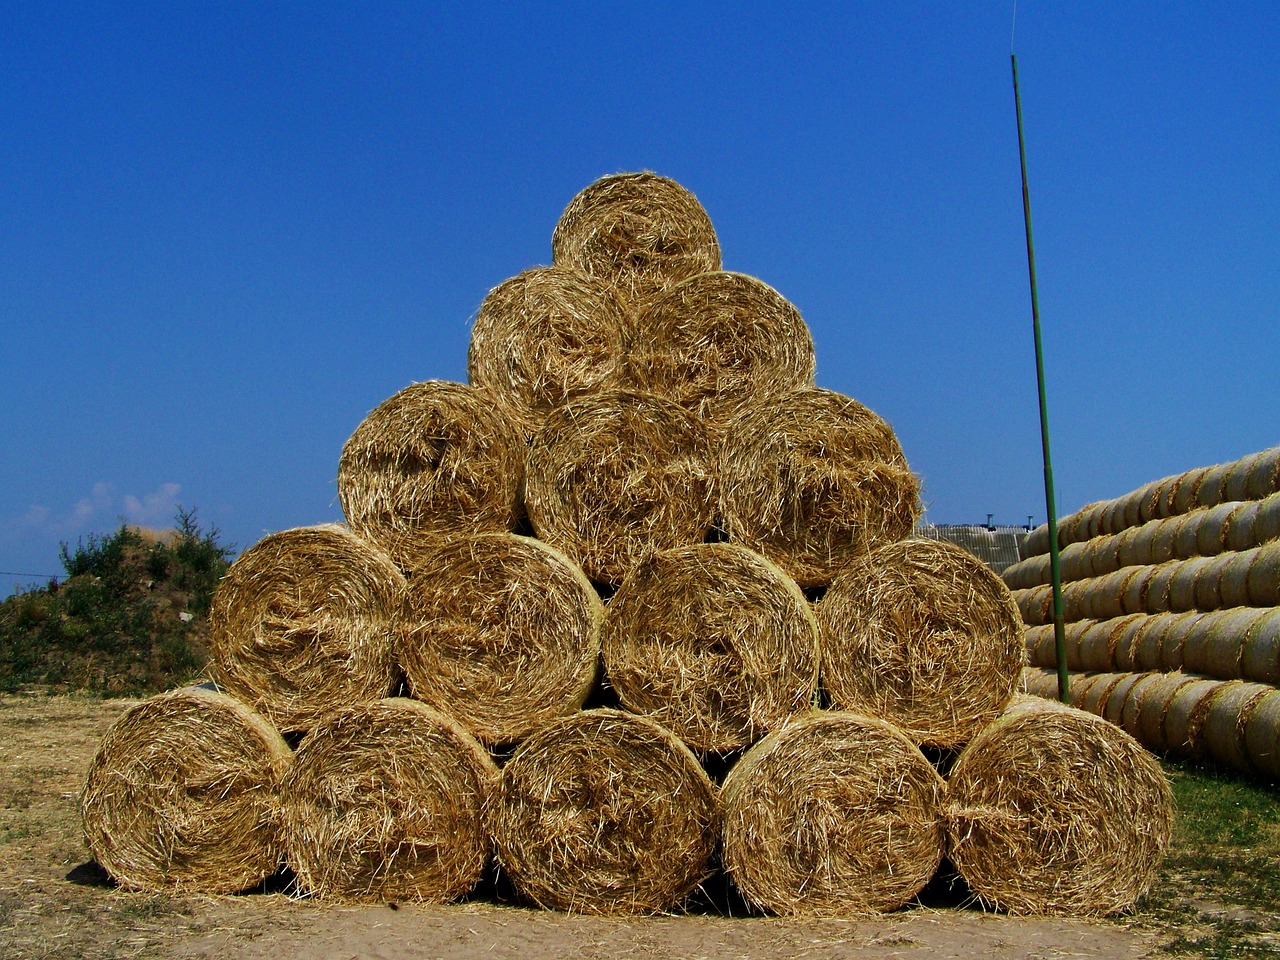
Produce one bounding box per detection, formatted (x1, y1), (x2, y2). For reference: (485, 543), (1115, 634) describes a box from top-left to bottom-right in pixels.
(79, 687), (292, 895)
(817, 537), (1025, 748)
(280, 698), (497, 904)
(468, 267), (631, 436)
(718, 387), (920, 588)
(622, 271), (815, 427)
(337, 380), (525, 570)
(551, 171), (721, 307)
(209, 524), (405, 734)
(719, 711), (946, 916)
(524, 389), (716, 585)
(491, 709), (717, 915)
(946, 696), (1173, 916)
(397, 532), (602, 746)
(600, 541), (819, 752)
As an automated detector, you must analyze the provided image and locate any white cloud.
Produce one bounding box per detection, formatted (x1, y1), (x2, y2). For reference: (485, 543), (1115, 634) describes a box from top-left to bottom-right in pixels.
(122, 483), (182, 528)
(5, 482), (184, 543)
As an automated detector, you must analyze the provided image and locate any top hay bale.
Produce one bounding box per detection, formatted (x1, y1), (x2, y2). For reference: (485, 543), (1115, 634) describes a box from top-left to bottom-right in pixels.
(338, 380), (524, 570)
(552, 171), (721, 307)
(718, 387), (920, 588)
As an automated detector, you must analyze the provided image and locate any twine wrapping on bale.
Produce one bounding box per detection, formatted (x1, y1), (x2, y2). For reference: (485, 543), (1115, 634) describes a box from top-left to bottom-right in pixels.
(80, 687), (291, 894)
(280, 698), (498, 903)
(337, 380), (524, 569)
(946, 695), (1173, 916)
(467, 267), (631, 435)
(600, 542), (819, 752)
(551, 171), (721, 307)
(622, 271), (816, 427)
(817, 537), (1025, 747)
(524, 389), (716, 584)
(720, 711), (946, 917)
(491, 708), (717, 915)
(719, 387), (921, 588)
(209, 525), (405, 734)
(397, 532), (603, 746)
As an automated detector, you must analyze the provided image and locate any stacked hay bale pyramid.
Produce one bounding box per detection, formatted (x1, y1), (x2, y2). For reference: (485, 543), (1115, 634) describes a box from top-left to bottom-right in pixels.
(80, 172), (1173, 917)
(1008, 447), (1280, 779)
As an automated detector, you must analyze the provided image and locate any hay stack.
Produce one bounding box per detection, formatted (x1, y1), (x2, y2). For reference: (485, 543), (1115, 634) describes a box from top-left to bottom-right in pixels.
(816, 537), (1025, 747)
(491, 709), (717, 914)
(719, 387), (920, 588)
(397, 532), (603, 746)
(551, 171), (721, 306)
(280, 698), (497, 903)
(720, 711), (945, 916)
(600, 542), (819, 752)
(209, 525), (404, 734)
(467, 267), (631, 434)
(337, 380), (524, 569)
(80, 687), (291, 894)
(946, 696), (1173, 916)
(623, 271), (816, 427)
(524, 389), (716, 584)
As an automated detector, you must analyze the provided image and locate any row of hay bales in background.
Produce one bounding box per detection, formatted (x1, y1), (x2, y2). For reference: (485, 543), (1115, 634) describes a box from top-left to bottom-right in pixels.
(1006, 446), (1280, 779)
(81, 172), (1172, 918)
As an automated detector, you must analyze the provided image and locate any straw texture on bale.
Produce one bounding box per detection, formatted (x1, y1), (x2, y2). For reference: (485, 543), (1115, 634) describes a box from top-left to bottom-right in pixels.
(551, 172), (721, 307)
(80, 687), (291, 894)
(467, 267), (631, 434)
(209, 525), (405, 734)
(524, 389), (715, 584)
(818, 537), (1025, 747)
(622, 271), (816, 427)
(397, 532), (603, 745)
(720, 711), (945, 916)
(719, 387), (920, 588)
(600, 542), (818, 752)
(337, 380), (524, 569)
(491, 709), (717, 915)
(946, 695), (1173, 916)
(280, 698), (498, 903)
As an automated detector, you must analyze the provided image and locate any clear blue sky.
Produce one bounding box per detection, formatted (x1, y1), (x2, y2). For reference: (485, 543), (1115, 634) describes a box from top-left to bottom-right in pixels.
(3, 2), (1277, 592)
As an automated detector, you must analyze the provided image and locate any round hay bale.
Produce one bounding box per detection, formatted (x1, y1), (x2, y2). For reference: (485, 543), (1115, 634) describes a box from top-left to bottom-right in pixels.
(1202, 607), (1259, 680)
(1144, 561), (1178, 614)
(337, 380), (524, 568)
(1075, 672), (1124, 716)
(79, 687), (291, 894)
(1103, 672), (1148, 727)
(622, 271), (815, 427)
(1079, 620), (1118, 672)
(280, 698), (497, 903)
(492, 709), (717, 915)
(719, 387), (920, 588)
(1020, 666), (1059, 699)
(1192, 554), (1233, 611)
(1136, 672), (1199, 753)
(1240, 608), (1280, 685)
(1223, 500), (1261, 552)
(1219, 552), (1255, 609)
(1168, 557), (1215, 612)
(721, 711), (945, 916)
(1161, 677), (1221, 755)
(524, 389), (716, 584)
(467, 267), (631, 434)
(1014, 584), (1053, 627)
(1194, 680), (1274, 772)
(1129, 615), (1168, 673)
(816, 537), (1025, 747)
(1172, 468), (1210, 515)
(1119, 672), (1165, 739)
(1149, 515), (1186, 565)
(209, 525), (404, 734)
(1024, 624), (1057, 668)
(1119, 567), (1156, 616)
(1224, 452), (1266, 503)
(1023, 522), (1051, 558)
(1246, 541), (1280, 606)
(1058, 542), (1090, 583)
(1243, 690), (1280, 779)
(1254, 492), (1280, 545)
(1136, 481), (1167, 524)
(1004, 551), (1050, 590)
(1246, 449), (1280, 500)
(946, 696), (1172, 916)
(551, 171), (721, 307)
(1160, 612), (1208, 671)
(601, 542), (818, 752)
(1115, 525), (1152, 570)
(397, 532), (603, 746)
(1197, 461), (1236, 511)
(1113, 616), (1152, 672)
(1195, 502), (1236, 557)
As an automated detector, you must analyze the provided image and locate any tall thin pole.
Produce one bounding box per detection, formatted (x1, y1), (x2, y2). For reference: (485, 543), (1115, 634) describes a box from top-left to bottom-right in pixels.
(1011, 53), (1069, 703)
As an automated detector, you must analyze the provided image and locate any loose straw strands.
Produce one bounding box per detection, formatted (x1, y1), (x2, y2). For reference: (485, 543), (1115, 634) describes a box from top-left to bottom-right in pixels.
(946, 696), (1173, 916)
(524, 389), (716, 584)
(601, 542), (818, 752)
(397, 532), (602, 746)
(552, 171), (721, 307)
(280, 698), (497, 903)
(491, 709), (717, 915)
(720, 711), (945, 916)
(80, 687), (291, 894)
(337, 380), (525, 570)
(719, 387), (921, 588)
(817, 537), (1025, 747)
(209, 525), (404, 734)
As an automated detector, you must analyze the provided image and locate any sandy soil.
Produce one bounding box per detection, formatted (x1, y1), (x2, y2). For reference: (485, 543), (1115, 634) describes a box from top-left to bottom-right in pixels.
(0, 694), (1159, 959)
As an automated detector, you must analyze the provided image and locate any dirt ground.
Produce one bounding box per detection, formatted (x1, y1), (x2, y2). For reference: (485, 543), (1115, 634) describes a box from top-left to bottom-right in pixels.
(0, 694), (1160, 960)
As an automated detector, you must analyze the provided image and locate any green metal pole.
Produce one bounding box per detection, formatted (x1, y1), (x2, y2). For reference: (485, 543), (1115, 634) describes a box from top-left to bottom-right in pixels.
(1011, 53), (1069, 703)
